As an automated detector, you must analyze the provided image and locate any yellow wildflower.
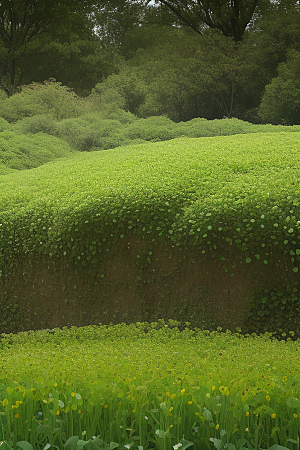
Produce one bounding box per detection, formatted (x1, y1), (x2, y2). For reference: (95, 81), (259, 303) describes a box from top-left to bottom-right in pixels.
(132, 409), (136, 413)
(104, 404), (108, 408)
(215, 424), (220, 430)
(71, 392), (76, 397)
(170, 393), (176, 400)
(212, 386), (216, 391)
(246, 412), (249, 417)
(2, 399), (8, 406)
(271, 413), (276, 419)
(266, 395), (271, 402)
(181, 389), (186, 395)
(78, 410), (81, 414)
(294, 414), (298, 418)
(54, 383), (58, 387)
(15, 414), (19, 418)
(188, 401), (193, 405)
(56, 410), (60, 415)
(219, 386), (229, 396)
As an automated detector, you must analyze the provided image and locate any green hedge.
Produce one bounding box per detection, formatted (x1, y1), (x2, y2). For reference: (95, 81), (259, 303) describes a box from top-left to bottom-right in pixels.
(8, 113), (300, 154)
(0, 132), (299, 332)
(0, 131), (74, 174)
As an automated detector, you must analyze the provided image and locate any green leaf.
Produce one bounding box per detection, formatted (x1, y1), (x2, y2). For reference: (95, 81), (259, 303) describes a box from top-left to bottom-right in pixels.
(246, 257), (251, 263)
(155, 429), (168, 439)
(180, 439), (194, 450)
(16, 443), (34, 450)
(287, 397), (300, 408)
(268, 446), (289, 450)
(227, 444), (236, 450)
(203, 408), (212, 421)
(209, 438), (222, 450)
(109, 444), (119, 450)
(83, 441), (100, 450)
(293, 267), (299, 273)
(64, 436), (79, 450)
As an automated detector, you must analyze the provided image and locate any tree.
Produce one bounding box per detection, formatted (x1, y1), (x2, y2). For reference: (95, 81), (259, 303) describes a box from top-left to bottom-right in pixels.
(153, 0), (261, 42)
(258, 50), (300, 125)
(0, 0), (95, 95)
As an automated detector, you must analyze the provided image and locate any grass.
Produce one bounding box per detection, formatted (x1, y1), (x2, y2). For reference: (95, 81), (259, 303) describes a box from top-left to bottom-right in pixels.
(1, 322), (300, 449)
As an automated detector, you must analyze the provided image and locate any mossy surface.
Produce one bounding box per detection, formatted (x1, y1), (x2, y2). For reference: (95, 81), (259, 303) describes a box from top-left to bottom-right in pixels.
(0, 132), (299, 333)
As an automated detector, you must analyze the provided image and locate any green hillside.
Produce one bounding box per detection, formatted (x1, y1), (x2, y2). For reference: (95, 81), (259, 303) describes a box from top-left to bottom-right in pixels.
(0, 132), (299, 334)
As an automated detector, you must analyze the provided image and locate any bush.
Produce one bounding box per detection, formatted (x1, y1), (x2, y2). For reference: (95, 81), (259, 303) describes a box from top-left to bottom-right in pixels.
(0, 80), (86, 123)
(0, 131), (74, 171)
(125, 116), (177, 141)
(12, 114), (57, 135)
(0, 117), (10, 132)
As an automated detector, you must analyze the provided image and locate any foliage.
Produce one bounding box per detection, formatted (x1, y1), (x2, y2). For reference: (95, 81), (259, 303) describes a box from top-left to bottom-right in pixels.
(154, 0), (261, 42)
(0, 0), (96, 95)
(0, 80), (86, 123)
(0, 131), (74, 174)
(0, 132), (299, 330)
(259, 50), (300, 125)
(0, 323), (300, 449)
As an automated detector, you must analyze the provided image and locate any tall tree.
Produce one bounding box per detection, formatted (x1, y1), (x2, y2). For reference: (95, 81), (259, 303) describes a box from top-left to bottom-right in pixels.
(153, 0), (261, 42)
(0, 0), (94, 95)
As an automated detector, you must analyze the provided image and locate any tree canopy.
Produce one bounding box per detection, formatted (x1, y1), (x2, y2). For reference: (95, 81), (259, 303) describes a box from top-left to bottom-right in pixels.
(153, 0), (260, 41)
(0, 0), (299, 124)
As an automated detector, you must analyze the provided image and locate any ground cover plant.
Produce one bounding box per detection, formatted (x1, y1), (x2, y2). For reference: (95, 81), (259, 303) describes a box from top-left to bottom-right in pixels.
(0, 131), (299, 334)
(1, 322), (300, 450)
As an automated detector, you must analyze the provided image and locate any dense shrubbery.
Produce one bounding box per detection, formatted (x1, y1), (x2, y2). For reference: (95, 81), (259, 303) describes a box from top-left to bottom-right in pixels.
(0, 81), (298, 160)
(0, 131), (74, 174)
(0, 80), (87, 122)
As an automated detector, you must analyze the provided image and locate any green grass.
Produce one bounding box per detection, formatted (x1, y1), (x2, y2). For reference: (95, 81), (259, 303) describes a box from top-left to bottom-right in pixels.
(1, 322), (300, 449)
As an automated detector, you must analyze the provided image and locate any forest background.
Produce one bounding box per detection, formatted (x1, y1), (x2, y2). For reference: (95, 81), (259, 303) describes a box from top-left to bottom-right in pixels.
(0, 0), (300, 126)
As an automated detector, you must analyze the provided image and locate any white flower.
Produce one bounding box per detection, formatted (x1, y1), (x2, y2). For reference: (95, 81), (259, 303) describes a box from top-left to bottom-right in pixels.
(245, 428), (249, 432)
(173, 444), (183, 450)
(144, 416), (148, 420)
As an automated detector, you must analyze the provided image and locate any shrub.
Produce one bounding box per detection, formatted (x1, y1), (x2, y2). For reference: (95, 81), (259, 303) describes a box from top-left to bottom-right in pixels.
(0, 131), (74, 171)
(0, 80), (86, 123)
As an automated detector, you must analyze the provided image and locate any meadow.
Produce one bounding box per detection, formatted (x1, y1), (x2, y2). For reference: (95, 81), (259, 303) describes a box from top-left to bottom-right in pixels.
(1, 322), (300, 450)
